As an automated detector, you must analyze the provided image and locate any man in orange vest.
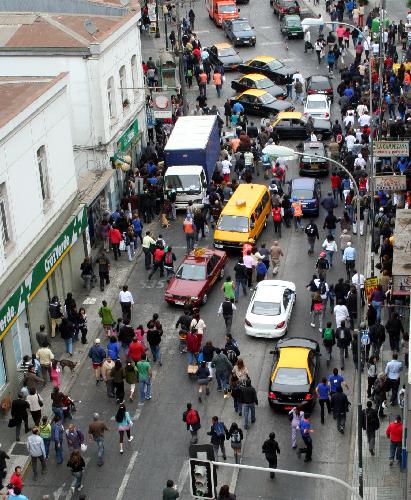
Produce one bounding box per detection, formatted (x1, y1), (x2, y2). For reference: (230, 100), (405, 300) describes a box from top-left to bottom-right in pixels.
(213, 70), (223, 98)
(291, 197), (303, 232)
(199, 70), (207, 97)
(183, 216), (196, 253)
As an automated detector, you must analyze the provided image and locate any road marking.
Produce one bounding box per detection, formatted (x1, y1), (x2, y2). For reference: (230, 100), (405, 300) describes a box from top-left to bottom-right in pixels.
(115, 451), (139, 500)
(230, 467), (240, 493)
(281, 58), (295, 62)
(177, 459), (190, 490)
(195, 30), (210, 34)
(64, 458), (91, 499)
(53, 483), (66, 499)
(260, 41), (283, 46)
(260, 26), (272, 29)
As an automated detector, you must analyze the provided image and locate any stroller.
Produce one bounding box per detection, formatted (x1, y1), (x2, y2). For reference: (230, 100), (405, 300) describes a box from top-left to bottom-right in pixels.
(62, 394), (76, 419)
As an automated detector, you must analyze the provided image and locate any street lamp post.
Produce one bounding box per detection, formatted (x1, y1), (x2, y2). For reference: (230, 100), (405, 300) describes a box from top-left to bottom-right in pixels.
(264, 145), (364, 497)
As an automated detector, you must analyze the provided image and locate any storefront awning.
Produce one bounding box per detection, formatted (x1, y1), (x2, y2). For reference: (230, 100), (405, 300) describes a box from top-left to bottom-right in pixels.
(78, 169), (116, 206)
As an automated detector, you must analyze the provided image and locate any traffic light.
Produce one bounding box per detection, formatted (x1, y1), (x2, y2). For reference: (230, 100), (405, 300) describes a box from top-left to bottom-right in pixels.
(189, 459), (215, 499)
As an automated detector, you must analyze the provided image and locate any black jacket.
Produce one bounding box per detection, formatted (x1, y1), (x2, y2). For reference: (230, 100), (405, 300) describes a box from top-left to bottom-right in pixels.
(239, 385), (258, 405)
(385, 318), (404, 337)
(207, 422), (228, 444)
(369, 323), (386, 345)
(335, 327), (352, 348)
(0, 450), (9, 470)
(331, 391), (350, 414)
(361, 407), (379, 433)
(262, 438), (280, 459)
(234, 262), (248, 281)
(59, 320), (74, 340)
(305, 223), (319, 239)
(118, 325), (134, 345)
(146, 328), (162, 347)
(176, 313), (192, 332)
(11, 398), (29, 421)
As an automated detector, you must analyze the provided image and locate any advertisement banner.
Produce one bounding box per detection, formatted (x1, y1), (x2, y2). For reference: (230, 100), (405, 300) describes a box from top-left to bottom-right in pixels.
(0, 206), (88, 341)
(152, 92), (173, 119)
(374, 175), (407, 192)
(373, 141), (409, 157)
(364, 277), (379, 302)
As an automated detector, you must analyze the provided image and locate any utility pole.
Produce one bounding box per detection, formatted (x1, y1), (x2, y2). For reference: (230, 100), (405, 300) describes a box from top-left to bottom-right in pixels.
(163, 1), (169, 50)
(175, 0), (189, 115)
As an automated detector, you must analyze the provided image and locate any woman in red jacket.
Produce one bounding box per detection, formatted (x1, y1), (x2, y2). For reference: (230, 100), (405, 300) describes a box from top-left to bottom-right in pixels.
(187, 329), (202, 366)
(109, 227), (123, 260)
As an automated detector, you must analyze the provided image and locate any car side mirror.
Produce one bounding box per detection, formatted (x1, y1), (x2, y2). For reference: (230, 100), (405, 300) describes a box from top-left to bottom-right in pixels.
(252, 26), (255, 29)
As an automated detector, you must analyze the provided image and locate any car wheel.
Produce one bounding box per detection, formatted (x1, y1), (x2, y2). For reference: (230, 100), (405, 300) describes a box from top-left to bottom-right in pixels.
(218, 267), (225, 279)
(202, 294), (208, 305)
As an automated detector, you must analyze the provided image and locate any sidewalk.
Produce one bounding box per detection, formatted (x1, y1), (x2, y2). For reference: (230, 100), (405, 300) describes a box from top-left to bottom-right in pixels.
(0, 228), (152, 486)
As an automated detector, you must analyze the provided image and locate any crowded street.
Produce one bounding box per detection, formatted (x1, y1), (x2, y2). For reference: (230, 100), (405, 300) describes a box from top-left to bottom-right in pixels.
(0, 0), (410, 499)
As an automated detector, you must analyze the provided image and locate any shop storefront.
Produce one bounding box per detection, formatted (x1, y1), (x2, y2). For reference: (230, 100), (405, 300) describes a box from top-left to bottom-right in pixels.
(0, 205), (88, 396)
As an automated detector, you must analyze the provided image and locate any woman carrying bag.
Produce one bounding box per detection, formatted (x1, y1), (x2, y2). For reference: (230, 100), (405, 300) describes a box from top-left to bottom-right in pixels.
(26, 387), (43, 426)
(115, 403), (133, 454)
(67, 450), (85, 493)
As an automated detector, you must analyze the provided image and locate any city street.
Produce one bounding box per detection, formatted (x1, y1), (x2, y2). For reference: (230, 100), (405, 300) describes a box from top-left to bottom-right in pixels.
(24, 1), (361, 499)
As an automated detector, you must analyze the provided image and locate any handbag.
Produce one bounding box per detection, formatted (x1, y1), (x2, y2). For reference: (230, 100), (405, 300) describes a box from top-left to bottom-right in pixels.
(119, 240), (126, 251)
(37, 394), (44, 408)
(7, 418), (16, 428)
(80, 443), (87, 453)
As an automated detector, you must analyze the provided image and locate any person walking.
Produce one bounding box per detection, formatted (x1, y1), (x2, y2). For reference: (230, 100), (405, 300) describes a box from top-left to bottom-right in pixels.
(148, 244), (165, 280)
(67, 450), (85, 493)
(11, 392), (30, 442)
(269, 240), (283, 275)
(212, 349), (232, 395)
(183, 403), (201, 444)
(187, 329), (201, 367)
(335, 320), (352, 370)
(119, 285), (134, 323)
(322, 234), (338, 268)
(0, 445), (9, 491)
(367, 356), (378, 398)
(369, 321), (385, 360)
(333, 300), (350, 329)
(27, 427), (47, 480)
(222, 276), (235, 301)
(385, 313), (404, 353)
(49, 296), (63, 338)
(88, 413), (108, 466)
(227, 422), (243, 463)
(136, 353), (152, 402)
(305, 219), (319, 255)
(142, 231), (156, 270)
(207, 416), (228, 461)
(115, 403), (133, 454)
(386, 415), (403, 466)
(385, 353), (403, 405)
(109, 225), (123, 260)
(36, 324), (50, 348)
(88, 339), (106, 385)
(183, 216), (196, 253)
(124, 360), (138, 401)
(217, 485), (236, 500)
(39, 416), (51, 459)
(110, 360), (125, 403)
(98, 300), (114, 337)
(316, 377), (331, 424)
(59, 317), (74, 356)
(163, 479), (180, 500)
(51, 415), (64, 464)
(288, 406), (304, 449)
(26, 388), (43, 427)
(291, 197), (303, 231)
(372, 373), (388, 418)
(262, 432), (280, 478)
(217, 298), (236, 335)
(97, 251), (110, 292)
(65, 424), (84, 452)
(322, 322), (335, 366)
(362, 400), (379, 456)
(213, 69), (222, 97)
(146, 320), (163, 365)
(239, 378), (258, 430)
(297, 415), (314, 462)
(331, 386), (350, 433)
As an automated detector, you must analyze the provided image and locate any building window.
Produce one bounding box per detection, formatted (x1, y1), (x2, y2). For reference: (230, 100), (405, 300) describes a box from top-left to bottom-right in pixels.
(107, 77), (117, 119)
(0, 183), (11, 248)
(131, 55), (138, 95)
(37, 146), (50, 201)
(0, 344), (6, 389)
(119, 65), (129, 107)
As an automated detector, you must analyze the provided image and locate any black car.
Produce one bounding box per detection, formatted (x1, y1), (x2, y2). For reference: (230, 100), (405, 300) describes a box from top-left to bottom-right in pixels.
(238, 56), (296, 85)
(271, 112), (332, 139)
(268, 338), (320, 412)
(306, 75), (334, 103)
(222, 18), (256, 46)
(230, 89), (294, 117)
(205, 43), (243, 70)
(298, 141), (329, 177)
(231, 73), (287, 99)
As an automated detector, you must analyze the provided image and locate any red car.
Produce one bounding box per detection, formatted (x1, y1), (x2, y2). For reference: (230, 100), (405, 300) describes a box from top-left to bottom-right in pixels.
(164, 248), (227, 306)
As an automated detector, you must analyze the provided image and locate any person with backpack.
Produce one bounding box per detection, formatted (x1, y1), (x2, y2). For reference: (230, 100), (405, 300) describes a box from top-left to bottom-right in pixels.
(331, 386), (350, 434)
(305, 219), (319, 255)
(224, 334), (240, 366)
(322, 322), (335, 365)
(372, 372), (387, 418)
(335, 320), (352, 370)
(361, 400), (380, 455)
(227, 422), (243, 463)
(217, 298), (237, 335)
(183, 403), (201, 444)
(262, 432), (281, 478)
(310, 292), (324, 332)
(315, 252), (329, 280)
(163, 246), (177, 280)
(207, 416), (228, 461)
(271, 205), (283, 237)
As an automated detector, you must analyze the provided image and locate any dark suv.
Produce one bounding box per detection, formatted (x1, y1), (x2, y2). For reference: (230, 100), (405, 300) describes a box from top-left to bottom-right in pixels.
(272, 0), (300, 18)
(299, 142), (329, 177)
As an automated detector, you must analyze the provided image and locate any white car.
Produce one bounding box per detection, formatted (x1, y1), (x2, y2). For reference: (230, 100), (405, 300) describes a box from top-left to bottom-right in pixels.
(303, 94), (331, 120)
(244, 280), (296, 338)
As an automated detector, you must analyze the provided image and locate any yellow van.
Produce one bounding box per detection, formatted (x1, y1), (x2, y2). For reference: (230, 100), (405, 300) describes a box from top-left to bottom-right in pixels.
(213, 183), (271, 250)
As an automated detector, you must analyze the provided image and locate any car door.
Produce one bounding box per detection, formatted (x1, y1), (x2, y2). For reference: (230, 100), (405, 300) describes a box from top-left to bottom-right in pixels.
(283, 288), (295, 323)
(240, 77), (252, 92)
(241, 94), (253, 112)
(253, 96), (264, 115)
(274, 117), (289, 137)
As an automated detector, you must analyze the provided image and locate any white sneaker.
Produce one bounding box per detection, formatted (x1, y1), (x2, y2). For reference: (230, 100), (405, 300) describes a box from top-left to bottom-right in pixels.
(319, 328), (322, 333)
(310, 323), (315, 328)
(71, 487), (75, 493)
(78, 485), (84, 492)
(128, 436), (134, 442)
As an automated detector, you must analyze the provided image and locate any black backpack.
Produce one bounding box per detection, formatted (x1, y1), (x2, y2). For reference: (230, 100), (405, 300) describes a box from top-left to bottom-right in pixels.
(319, 282), (327, 295)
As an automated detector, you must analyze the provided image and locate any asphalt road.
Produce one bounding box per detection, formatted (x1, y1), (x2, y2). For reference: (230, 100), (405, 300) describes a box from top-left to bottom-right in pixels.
(23, 2), (362, 499)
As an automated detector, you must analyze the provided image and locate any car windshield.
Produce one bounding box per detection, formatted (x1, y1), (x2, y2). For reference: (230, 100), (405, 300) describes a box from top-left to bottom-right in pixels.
(287, 19), (301, 27)
(164, 174), (201, 194)
(291, 189), (314, 200)
(259, 93), (275, 104)
(306, 100), (327, 109)
(256, 78), (272, 89)
(218, 5), (237, 13)
(175, 264), (206, 280)
(234, 22), (251, 31)
(268, 60), (284, 70)
(251, 301), (281, 316)
(310, 79), (330, 90)
(275, 367), (308, 385)
(217, 215), (249, 232)
(218, 47), (237, 56)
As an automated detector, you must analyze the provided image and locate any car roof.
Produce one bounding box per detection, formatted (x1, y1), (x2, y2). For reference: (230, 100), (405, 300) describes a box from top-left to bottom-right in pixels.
(232, 17), (249, 23)
(306, 93), (328, 101)
(241, 73), (267, 81)
(223, 183), (268, 214)
(251, 56), (276, 63)
(254, 285), (283, 301)
(277, 347), (309, 369)
(182, 248), (222, 264)
(240, 89), (267, 97)
(303, 141), (325, 151)
(214, 42), (234, 49)
(284, 14), (301, 20)
(310, 75), (330, 82)
(276, 111), (302, 119)
(291, 177), (316, 189)
(277, 337), (319, 350)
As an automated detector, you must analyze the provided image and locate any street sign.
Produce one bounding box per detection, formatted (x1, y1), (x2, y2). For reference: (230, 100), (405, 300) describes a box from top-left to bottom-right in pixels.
(374, 175), (407, 191)
(373, 141), (409, 157)
(189, 459), (215, 499)
(152, 91), (173, 119)
(364, 277), (379, 302)
(117, 119), (139, 152)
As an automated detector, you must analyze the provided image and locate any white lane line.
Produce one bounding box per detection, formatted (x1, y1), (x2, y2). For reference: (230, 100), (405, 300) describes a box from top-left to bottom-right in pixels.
(195, 30), (210, 34)
(64, 458), (91, 499)
(281, 58), (295, 62)
(260, 26), (272, 29)
(230, 467), (240, 493)
(261, 41), (283, 45)
(115, 451), (139, 500)
(177, 459), (190, 490)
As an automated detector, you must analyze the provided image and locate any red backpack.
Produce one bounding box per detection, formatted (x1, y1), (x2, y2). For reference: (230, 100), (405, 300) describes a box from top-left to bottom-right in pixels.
(186, 409), (199, 426)
(272, 207), (282, 222)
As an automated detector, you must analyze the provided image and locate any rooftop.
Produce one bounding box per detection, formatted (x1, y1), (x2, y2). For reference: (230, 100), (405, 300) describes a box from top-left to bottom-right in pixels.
(0, 74), (67, 130)
(0, 11), (135, 50)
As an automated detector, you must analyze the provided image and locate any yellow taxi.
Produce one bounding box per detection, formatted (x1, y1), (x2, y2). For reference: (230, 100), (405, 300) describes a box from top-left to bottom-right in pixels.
(271, 111), (332, 139)
(229, 88), (294, 117)
(238, 56), (296, 84)
(231, 73), (288, 98)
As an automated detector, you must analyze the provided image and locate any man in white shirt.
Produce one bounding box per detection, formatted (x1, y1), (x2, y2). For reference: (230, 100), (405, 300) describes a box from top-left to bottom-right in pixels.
(334, 300), (350, 328)
(358, 112), (371, 127)
(119, 285), (134, 322)
(142, 230), (156, 269)
(385, 352), (403, 404)
(352, 270), (365, 305)
(354, 153), (366, 169)
(345, 133), (356, 151)
(221, 158), (232, 179)
(292, 72), (305, 85)
(343, 112), (355, 130)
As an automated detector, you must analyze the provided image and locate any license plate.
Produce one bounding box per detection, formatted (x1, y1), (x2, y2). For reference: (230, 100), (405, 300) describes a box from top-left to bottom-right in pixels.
(175, 301), (185, 305)
(215, 244), (223, 249)
(311, 165), (318, 169)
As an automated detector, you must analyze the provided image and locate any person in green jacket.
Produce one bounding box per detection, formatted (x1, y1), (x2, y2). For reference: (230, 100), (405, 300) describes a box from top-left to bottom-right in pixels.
(39, 415), (52, 458)
(221, 276), (235, 301)
(98, 300), (114, 336)
(163, 479), (179, 499)
(124, 360), (138, 402)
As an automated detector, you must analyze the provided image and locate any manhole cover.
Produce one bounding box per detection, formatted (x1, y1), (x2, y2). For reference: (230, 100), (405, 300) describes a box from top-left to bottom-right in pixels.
(10, 443), (29, 455)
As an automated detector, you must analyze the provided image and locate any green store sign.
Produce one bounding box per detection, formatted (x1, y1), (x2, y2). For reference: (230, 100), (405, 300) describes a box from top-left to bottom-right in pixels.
(0, 206), (88, 341)
(117, 118), (139, 152)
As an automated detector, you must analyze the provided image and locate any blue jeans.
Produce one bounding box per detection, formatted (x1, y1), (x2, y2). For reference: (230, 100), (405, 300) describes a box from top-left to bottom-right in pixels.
(43, 437), (51, 458)
(332, 189), (339, 206)
(64, 338), (73, 354)
(216, 372), (229, 391)
(372, 301), (382, 322)
(243, 403), (256, 428)
(72, 470), (82, 489)
(150, 345), (161, 363)
(186, 233), (195, 253)
(234, 279), (247, 301)
(294, 216), (303, 230)
(326, 250), (334, 267)
(52, 406), (64, 423)
(94, 437), (104, 465)
(233, 397), (242, 414)
(54, 441), (63, 464)
(139, 378), (152, 401)
(389, 441), (401, 461)
(187, 351), (197, 365)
